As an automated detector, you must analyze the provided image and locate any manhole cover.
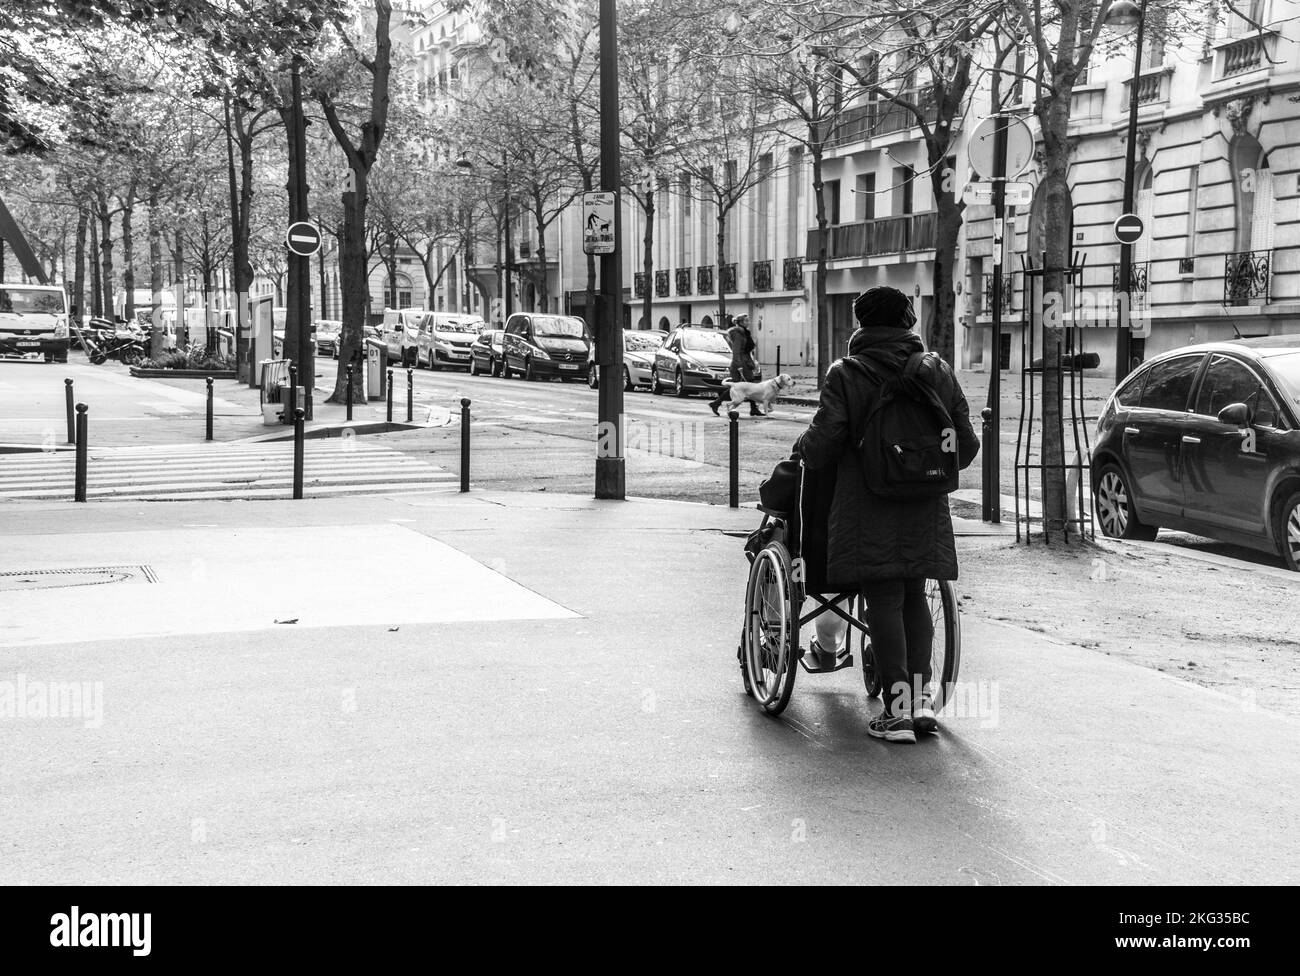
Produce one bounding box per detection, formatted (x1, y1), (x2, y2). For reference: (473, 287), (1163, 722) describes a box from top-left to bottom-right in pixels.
(0, 565), (157, 592)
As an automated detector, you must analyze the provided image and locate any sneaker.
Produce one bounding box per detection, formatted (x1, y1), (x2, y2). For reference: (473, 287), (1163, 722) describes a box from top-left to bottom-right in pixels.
(867, 713), (916, 744)
(913, 697), (939, 735)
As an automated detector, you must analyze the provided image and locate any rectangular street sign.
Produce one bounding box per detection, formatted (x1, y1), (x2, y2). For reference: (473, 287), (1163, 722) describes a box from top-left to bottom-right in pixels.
(962, 181), (1034, 207)
(582, 191), (617, 255)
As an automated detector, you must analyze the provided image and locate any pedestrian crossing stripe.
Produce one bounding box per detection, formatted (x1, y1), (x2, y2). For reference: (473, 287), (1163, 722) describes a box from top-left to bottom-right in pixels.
(0, 441), (456, 501)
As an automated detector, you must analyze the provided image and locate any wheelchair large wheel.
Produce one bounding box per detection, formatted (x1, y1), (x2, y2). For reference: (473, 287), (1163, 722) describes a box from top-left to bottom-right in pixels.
(742, 541), (799, 715)
(856, 579), (961, 709)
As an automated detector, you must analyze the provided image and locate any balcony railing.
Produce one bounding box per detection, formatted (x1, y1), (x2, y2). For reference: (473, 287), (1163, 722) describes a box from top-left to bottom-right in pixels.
(752, 260), (773, 292)
(826, 94), (938, 148)
(697, 266), (714, 295)
(1132, 72), (1165, 105)
(634, 272), (646, 299)
(719, 263), (737, 294)
(1110, 262), (1151, 298)
(982, 273), (1016, 315)
(806, 212), (937, 260)
(1222, 34), (1266, 76)
(783, 257), (803, 290)
(654, 270), (670, 298)
(1224, 250), (1271, 305)
(675, 268), (692, 295)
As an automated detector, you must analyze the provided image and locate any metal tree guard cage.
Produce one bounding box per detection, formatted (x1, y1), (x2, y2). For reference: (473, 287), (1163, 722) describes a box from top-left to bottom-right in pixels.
(1013, 253), (1097, 544)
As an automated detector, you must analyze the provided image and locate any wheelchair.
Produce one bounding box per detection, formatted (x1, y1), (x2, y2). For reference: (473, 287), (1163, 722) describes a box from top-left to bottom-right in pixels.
(739, 462), (961, 716)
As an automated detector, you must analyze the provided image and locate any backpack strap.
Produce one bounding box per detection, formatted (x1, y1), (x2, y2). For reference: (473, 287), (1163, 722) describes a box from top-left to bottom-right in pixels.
(900, 352), (954, 425)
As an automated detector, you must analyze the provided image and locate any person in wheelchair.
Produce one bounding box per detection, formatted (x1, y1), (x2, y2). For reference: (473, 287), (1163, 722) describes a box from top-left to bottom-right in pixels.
(793, 286), (978, 743)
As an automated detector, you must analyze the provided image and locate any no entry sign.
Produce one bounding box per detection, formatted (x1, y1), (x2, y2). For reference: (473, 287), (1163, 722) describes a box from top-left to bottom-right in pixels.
(1114, 213), (1144, 245)
(285, 221), (322, 257)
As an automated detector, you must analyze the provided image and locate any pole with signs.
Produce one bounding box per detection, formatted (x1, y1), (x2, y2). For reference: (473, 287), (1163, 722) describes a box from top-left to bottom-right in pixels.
(286, 60), (314, 419)
(984, 114), (1010, 524)
(1115, 0), (1148, 383)
(595, 0), (625, 500)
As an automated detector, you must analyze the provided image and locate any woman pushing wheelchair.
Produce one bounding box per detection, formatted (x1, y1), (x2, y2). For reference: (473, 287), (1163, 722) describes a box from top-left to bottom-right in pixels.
(788, 286), (979, 743)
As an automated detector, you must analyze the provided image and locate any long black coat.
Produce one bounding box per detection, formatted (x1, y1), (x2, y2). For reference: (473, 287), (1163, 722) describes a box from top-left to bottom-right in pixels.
(794, 326), (980, 582)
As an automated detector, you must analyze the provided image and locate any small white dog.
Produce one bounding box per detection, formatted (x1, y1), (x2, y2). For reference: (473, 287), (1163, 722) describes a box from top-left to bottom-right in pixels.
(716, 373), (796, 416)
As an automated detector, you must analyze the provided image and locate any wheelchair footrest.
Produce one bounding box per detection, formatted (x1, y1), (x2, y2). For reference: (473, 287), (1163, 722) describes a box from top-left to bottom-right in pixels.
(798, 647), (855, 674)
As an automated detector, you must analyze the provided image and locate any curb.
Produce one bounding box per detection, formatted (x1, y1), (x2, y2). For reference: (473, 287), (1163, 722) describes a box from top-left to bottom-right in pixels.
(129, 367), (238, 379)
(232, 419), (429, 443)
(0, 443), (76, 454)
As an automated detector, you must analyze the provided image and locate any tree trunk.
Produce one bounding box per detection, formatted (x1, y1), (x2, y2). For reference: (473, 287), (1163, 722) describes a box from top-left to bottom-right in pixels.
(121, 186), (137, 321)
(88, 217), (101, 318)
(173, 229), (186, 347)
(147, 187), (165, 358)
(929, 191), (962, 367)
(329, 166), (370, 404)
(72, 204), (88, 323)
(640, 186), (655, 335)
(1038, 94), (1071, 537)
(95, 193), (113, 319)
(811, 148), (829, 381)
(533, 199), (549, 313)
(716, 200), (727, 325)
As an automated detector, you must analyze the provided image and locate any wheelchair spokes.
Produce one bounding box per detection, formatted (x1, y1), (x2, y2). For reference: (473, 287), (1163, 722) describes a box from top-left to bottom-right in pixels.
(742, 542), (799, 714)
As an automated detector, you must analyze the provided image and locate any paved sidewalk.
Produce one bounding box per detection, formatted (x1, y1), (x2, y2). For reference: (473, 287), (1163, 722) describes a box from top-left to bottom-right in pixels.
(0, 489), (1293, 884)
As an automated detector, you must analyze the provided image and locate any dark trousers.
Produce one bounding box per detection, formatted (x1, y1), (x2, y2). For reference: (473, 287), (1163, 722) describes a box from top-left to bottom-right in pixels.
(861, 578), (934, 717)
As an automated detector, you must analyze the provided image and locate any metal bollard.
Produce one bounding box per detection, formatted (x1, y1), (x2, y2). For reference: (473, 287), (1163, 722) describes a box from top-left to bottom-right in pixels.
(74, 403), (88, 502)
(288, 364), (298, 425)
(728, 408), (739, 509)
(345, 364), (354, 422)
(776, 346), (781, 378)
(292, 407), (305, 500)
(407, 367), (413, 423)
(460, 397), (471, 493)
(205, 376), (214, 441)
(65, 378), (75, 444)
(981, 407), (996, 523)
(386, 368), (393, 423)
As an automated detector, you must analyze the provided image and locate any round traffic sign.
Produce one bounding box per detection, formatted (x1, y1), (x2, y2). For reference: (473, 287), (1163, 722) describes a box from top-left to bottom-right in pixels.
(968, 116), (1035, 180)
(285, 221), (322, 257)
(1114, 213), (1144, 245)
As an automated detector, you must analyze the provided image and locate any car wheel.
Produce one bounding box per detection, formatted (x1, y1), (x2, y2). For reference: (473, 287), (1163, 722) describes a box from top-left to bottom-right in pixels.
(1275, 490), (1300, 572)
(490, 357), (501, 377)
(623, 366), (635, 392)
(588, 367), (599, 390)
(1093, 463), (1158, 541)
(651, 368), (663, 395)
(469, 356), (479, 376)
(674, 368), (688, 397)
(501, 358), (512, 379)
(524, 358), (535, 381)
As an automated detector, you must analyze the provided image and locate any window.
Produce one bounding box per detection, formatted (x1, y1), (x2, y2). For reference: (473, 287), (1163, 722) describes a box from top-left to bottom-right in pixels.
(1116, 369), (1147, 408)
(855, 173), (876, 221)
(1185, 165), (1200, 261)
(1195, 355), (1280, 426)
(892, 165), (915, 215)
(1231, 135), (1273, 253)
(787, 149), (803, 255)
(724, 160), (738, 259)
(753, 154), (772, 262)
(1139, 355), (1202, 412)
(823, 179), (841, 224)
(678, 173), (692, 266)
(1135, 165), (1154, 266)
(1143, 8), (1167, 69)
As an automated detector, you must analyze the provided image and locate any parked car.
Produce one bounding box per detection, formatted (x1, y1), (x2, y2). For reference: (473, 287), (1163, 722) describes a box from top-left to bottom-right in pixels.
(382, 308), (427, 366)
(468, 329), (506, 376)
(315, 319), (342, 358)
(1091, 335), (1300, 571)
(417, 313), (478, 370)
(502, 313), (591, 381)
(588, 329), (666, 391)
(0, 283), (69, 362)
(650, 325), (733, 396)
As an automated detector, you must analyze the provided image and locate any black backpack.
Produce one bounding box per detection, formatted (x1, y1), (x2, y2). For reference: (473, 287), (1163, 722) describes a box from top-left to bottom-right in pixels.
(844, 352), (959, 500)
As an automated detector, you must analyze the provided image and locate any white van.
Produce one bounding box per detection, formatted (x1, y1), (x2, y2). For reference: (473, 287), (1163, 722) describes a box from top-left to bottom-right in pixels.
(0, 283), (69, 362)
(417, 312), (479, 370)
(382, 308), (427, 366)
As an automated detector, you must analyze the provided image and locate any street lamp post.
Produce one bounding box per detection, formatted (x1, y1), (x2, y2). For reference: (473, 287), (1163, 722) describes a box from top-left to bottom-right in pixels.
(595, 0), (625, 500)
(1107, 0), (1148, 384)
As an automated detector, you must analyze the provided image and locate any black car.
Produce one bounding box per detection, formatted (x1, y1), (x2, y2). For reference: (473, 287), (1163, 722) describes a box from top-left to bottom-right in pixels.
(469, 329), (505, 377)
(651, 326), (733, 396)
(502, 313), (590, 382)
(1091, 336), (1300, 570)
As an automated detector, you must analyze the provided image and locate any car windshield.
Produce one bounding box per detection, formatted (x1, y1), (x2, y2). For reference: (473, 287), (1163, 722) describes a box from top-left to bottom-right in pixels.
(1267, 352), (1300, 404)
(0, 288), (64, 315)
(681, 330), (730, 353)
(625, 332), (663, 352)
(533, 316), (585, 338)
(436, 319), (476, 333)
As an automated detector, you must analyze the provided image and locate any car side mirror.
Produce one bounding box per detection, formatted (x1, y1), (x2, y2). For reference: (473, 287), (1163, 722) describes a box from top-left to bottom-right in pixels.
(1217, 402), (1251, 426)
